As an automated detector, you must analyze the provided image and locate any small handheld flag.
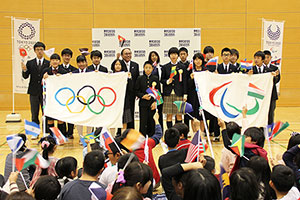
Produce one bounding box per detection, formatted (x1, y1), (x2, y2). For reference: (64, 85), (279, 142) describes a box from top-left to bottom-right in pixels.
(173, 101), (193, 114)
(118, 35), (126, 47)
(205, 56), (218, 69)
(230, 133), (245, 157)
(240, 59), (253, 71)
(267, 121), (289, 141)
(7, 135), (24, 153)
(79, 48), (90, 56)
(15, 149), (50, 171)
(121, 129), (145, 151)
(187, 60), (193, 71)
(24, 120), (40, 137)
(185, 131), (206, 163)
(43, 48), (55, 58)
(144, 135), (149, 163)
(271, 58), (281, 66)
(146, 87), (163, 105)
(19, 48), (27, 57)
(169, 66), (177, 79)
(50, 127), (67, 145)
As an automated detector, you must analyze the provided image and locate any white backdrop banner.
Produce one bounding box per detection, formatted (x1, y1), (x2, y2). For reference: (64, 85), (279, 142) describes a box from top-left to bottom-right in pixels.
(262, 19), (284, 93)
(13, 18), (40, 94)
(92, 28), (201, 71)
(44, 72), (128, 128)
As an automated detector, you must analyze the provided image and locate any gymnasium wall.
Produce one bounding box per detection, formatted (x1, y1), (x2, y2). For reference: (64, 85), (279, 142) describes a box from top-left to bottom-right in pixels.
(0, 0), (299, 110)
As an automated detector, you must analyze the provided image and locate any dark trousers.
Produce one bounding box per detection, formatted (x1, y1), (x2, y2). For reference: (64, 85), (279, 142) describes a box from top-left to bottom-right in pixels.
(127, 96), (135, 129)
(29, 94), (43, 125)
(268, 99), (276, 125)
(139, 106), (156, 137)
(63, 123), (74, 136)
(210, 116), (220, 137)
(157, 104), (164, 133)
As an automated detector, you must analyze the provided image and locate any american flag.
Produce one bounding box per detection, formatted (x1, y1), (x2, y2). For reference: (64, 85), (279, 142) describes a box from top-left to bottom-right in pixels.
(185, 131), (206, 163)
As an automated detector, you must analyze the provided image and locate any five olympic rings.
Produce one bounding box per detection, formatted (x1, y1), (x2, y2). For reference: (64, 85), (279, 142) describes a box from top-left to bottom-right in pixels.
(54, 86), (117, 114)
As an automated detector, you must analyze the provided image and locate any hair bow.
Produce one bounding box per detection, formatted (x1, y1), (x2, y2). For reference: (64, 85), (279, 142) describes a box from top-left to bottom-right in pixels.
(116, 170), (126, 184)
(41, 141), (50, 149)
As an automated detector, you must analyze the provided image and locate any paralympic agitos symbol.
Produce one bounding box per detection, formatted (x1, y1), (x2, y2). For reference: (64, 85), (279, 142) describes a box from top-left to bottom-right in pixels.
(209, 82), (265, 119)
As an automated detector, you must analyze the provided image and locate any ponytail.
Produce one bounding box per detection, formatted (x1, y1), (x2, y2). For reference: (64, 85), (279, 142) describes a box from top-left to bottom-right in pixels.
(39, 136), (56, 175)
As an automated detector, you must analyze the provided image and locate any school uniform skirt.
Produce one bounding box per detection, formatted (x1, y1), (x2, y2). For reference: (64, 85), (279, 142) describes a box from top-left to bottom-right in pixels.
(163, 94), (183, 115)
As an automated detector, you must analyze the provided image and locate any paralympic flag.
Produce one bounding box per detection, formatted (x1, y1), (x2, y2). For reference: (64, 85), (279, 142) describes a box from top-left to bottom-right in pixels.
(194, 71), (273, 127)
(44, 72), (128, 128)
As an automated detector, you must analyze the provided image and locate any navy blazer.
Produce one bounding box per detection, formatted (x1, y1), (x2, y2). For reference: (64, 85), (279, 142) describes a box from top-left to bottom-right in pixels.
(87, 64), (108, 73)
(217, 63), (239, 74)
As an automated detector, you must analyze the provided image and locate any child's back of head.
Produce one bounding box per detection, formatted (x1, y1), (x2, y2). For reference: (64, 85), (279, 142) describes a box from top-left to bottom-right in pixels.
(55, 156), (77, 186)
(112, 187), (143, 200)
(244, 127), (265, 147)
(203, 155), (216, 174)
(173, 123), (189, 139)
(83, 150), (105, 177)
(164, 128), (180, 148)
(117, 153), (139, 171)
(226, 122), (241, 140)
(33, 175), (61, 200)
(270, 165), (295, 193)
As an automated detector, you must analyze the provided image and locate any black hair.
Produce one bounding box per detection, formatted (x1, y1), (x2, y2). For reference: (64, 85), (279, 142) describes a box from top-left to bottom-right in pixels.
(17, 133), (27, 152)
(50, 53), (61, 60)
(112, 186), (143, 200)
(39, 136), (56, 175)
(193, 53), (204, 63)
(254, 51), (265, 60)
(226, 121), (241, 140)
(83, 150), (105, 177)
(173, 123), (189, 139)
(148, 51), (160, 64)
(33, 175), (61, 200)
(6, 191), (35, 200)
(179, 47), (188, 54)
(111, 59), (127, 72)
(55, 156), (77, 185)
(247, 156), (272, 200)
(121, 48), (131, 55)
(231, 48), (240, 59)
(143, 61), (153, 68)
(244, 127), (265, 147)
(168, 47), (179, 57)
(230, 167), (259, 200)
(221, 47), (232, 55)
(183, 169), (221, 200)
(90, 50), (102, 59)
(112, 162), (153, 194)
(76, 55), (87, 63)
(287, 134), (300, 150)
(117, 153), (140, 171)
(61, 48), (73, 57)
(204, 156), (215, 173)
(164, 128), (180, 148)
(263, 50), (272, 56)
(271, 165), (295, 193)
(108, 142), (121, 155)
(203, 46), (214, 54)
(33, 42), (46, 50)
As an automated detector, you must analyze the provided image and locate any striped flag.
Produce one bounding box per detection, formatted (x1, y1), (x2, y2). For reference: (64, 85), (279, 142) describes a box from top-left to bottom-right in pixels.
(169, 66), (177, 79)
(240, 60), (253, 71)
(271, 58), (281, 66)
(50, 127), (67, 145)
(118, 35), (126, 47)
(7, 135), (24, 153)
(121, 129), (145, 151)
(15, 149), (49, 171)
(101, 131), (113, 151)
(267, 121), (289, 141)
(248, 83), (265, 100)
(146, 87), (163, 105)
(205, 56), (218, 68)
(185, 131), (206, 163)
(24, 120), (40, 137)
(230, 133), (245, 157)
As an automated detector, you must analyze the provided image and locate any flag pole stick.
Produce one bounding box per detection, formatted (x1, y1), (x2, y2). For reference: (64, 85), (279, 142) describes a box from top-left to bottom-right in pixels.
(197, 130), (200, 162)
(195, 81), (214, 159)
(12, 152), (15, 172)
(264, 127), (273, 159)
(42, 79), (46, 138)
(19, 171), (29, 190)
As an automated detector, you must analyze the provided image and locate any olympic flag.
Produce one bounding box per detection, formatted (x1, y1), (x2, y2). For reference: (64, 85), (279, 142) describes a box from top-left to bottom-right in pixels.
(44, 72), (128, 128)
(194, 71), (273, 127)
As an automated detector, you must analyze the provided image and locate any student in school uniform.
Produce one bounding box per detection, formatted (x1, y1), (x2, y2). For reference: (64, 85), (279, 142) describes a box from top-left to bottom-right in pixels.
(22, 42), (50, 138)
(230, 48), (240, 70)
(59, 48), (77, 139)
(263, 50), (280, 125)
(72, 55), (93, 142)
(148, 51), (164, 132)
(42, 53), (68, 135)
(120, 48), (140, 129)
(179, 47), (189, 69)
(135, 61), (161, 137)
(217, 47), (239, 74)
(187, 53), (209, 134)
(87, 50), (108, 73)
(161, 47), (187, 129)
(111, 59), (133, 136)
